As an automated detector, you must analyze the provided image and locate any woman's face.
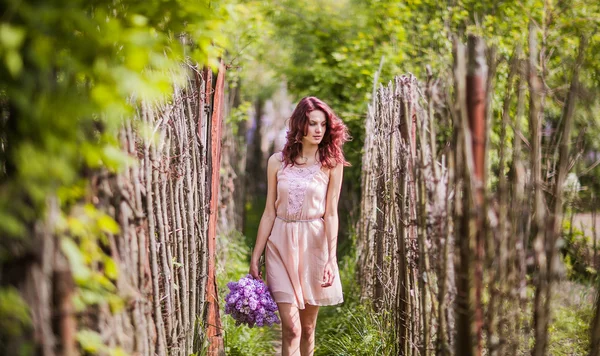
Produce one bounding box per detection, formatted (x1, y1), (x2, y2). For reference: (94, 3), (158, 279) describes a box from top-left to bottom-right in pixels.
(303, 110), (327, 146)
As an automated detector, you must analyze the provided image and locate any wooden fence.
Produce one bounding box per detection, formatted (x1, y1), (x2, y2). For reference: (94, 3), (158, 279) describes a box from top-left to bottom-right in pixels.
(357, 32), (589, 356)
(91, 65), (226, 355)
(14, 64), (226, 355)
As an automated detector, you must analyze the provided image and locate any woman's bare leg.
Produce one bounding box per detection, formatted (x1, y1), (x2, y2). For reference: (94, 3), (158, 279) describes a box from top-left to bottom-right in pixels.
(299, 304), (320, 356)
(278, 303), (301, 356)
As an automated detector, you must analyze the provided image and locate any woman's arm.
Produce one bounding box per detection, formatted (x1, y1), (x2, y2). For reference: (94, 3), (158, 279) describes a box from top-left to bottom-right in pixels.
(322, 163), (344, 287)
(249, 153), (281, 278)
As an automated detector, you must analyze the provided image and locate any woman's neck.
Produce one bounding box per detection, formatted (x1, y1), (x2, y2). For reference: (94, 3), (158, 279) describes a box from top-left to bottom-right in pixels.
(301, 144), (319, 160)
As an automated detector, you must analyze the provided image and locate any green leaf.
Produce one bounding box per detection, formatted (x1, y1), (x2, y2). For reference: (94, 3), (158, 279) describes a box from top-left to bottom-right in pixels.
(5, 50), (23, 76)
(0, 24), (26, 49)
(98, 214), (120, 234)
(172, 260), (183, 268)
(130, 14), (148, 27)
(0, 211), (25, 237)
(0, 287), (32, 337)
(61, 238), (90, 281)
(104, 256), (119, 280)
(102, 145), (134, 172)
(108, 294), (125, 314)
(109, 347), (129, 356)
(77, 329), (106, 353)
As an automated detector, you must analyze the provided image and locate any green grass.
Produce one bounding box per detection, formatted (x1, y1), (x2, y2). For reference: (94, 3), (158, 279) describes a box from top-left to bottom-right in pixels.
(548, 281), (595, 355)
(314, 252), (395, 356)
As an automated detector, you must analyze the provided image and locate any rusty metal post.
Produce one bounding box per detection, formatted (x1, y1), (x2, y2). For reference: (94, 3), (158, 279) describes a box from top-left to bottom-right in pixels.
(206, 59), (225, 356)
(466, 34), (487, 356)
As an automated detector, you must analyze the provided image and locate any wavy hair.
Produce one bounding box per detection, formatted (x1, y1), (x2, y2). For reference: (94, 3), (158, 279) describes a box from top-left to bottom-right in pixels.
(281, 96), (351, 169)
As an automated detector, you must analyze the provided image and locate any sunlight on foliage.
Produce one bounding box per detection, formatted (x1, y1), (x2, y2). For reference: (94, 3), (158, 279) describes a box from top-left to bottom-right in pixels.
(77, 329), (128, 356)
(1, 0), (229, 351)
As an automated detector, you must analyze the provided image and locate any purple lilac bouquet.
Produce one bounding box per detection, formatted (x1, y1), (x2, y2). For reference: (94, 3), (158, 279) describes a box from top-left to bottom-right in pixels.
(224, 274), (280, 328)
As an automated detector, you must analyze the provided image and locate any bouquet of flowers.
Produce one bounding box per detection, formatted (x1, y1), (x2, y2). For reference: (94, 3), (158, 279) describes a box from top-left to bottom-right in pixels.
(224, 274), (280, 328)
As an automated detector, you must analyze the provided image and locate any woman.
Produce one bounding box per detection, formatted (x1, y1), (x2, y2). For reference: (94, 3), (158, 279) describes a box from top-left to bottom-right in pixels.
(249, 96), (350, 356)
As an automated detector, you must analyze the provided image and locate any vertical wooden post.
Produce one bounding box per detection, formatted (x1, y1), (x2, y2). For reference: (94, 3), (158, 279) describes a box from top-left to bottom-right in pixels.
(466, 36), (487, 199)
(529, 21), (548, 356)
(198, 67), (212, 144)
(206, 59), (225, 356)
(453, 38), (473, 356)
(55, 248), (77, 356)
(373, 150), (385, 312)
(593, 193), (597, 269)
(466, 34), (487, 356)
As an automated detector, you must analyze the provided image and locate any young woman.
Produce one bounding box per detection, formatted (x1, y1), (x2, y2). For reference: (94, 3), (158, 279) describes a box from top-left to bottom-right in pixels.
(249, 96), (350, 356)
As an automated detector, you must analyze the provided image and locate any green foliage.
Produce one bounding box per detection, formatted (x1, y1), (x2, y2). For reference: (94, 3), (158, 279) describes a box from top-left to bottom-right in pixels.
(259, 0), (409, 190)
(548, 305), (592, 355)
(77, 329), (128, 356)
(548, 283), (594, 355)
(562, 219), (597, 281)
(0, 287), (31, 338)
(243, 196), (266, 251)
(223, 0), (284, 102)
(316, 303), (393, 356)
(58, 203), (124, 312)
(247, 0), (600, 210)
(518, 282), (594, 354)
(0, 286), (34, 354)
(0, 0), (229, 351)
(0, 0), (228, 240)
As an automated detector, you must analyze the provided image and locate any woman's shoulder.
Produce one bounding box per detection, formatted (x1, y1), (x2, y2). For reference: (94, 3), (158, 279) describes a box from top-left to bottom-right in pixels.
(326, 160), (344, 177)
(268, 152), (284, 163)
(267, 152), (284, 171)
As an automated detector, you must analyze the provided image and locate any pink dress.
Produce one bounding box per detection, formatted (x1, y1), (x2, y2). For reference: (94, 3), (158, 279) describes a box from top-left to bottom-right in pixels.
(265, 156), (344, 310)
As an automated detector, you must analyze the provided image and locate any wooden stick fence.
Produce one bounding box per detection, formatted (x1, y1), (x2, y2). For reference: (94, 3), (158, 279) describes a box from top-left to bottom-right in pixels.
(357, 32), (589, 355)
(87, 64), (225, 355)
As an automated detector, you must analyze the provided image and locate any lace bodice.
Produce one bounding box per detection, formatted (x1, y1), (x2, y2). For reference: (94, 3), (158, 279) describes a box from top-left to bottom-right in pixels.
(276, 159), (328, 220)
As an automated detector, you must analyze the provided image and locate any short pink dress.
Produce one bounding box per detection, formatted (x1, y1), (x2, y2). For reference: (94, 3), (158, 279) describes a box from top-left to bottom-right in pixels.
(265, 156), (344, 310)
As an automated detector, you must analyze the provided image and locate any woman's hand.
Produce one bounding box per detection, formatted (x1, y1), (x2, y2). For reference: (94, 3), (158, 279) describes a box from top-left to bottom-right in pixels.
(249, 260), (262, 279)
(321, 260), (336, 287)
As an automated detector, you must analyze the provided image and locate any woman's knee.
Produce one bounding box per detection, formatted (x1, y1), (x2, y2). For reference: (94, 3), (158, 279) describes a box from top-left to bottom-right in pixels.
(283, 323), (302, 341)
(301, 324), (316, 340)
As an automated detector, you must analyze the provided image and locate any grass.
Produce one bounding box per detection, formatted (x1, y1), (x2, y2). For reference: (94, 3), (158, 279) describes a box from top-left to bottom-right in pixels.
(548, 281), (595, 355)
(314, 251), (395, 356)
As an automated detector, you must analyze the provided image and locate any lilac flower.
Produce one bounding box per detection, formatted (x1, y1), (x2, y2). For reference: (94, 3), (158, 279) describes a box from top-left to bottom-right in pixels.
(248, 297), (258, 311)
(224, 274), (281, 328)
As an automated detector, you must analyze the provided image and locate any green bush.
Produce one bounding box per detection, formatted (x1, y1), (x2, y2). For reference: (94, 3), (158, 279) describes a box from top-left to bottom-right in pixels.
(562, 220), (597, 281)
